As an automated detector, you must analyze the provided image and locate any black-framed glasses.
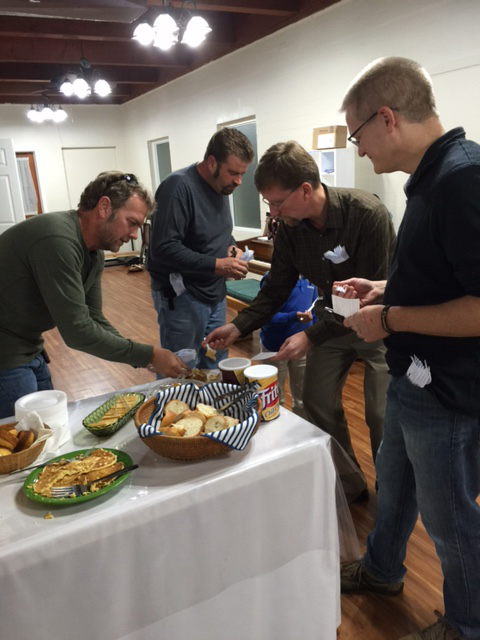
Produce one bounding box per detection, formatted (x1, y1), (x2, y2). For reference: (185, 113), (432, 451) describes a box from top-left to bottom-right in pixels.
(348, 107), (399, 147)
(262, 185), (300, 210)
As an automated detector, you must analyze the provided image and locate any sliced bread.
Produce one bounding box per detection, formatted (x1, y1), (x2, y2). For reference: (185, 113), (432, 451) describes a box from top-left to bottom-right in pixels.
(204, 415), (228, 433)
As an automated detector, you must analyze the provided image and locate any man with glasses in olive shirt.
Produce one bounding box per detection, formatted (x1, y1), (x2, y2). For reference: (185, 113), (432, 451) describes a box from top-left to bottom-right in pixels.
(205, 141), (396, 501)
(0, 171), (188, 419)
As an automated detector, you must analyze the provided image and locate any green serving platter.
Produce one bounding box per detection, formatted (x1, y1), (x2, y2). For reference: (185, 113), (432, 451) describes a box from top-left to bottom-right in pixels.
(82, 392), (145, 437)
(23, 448), (134, 506)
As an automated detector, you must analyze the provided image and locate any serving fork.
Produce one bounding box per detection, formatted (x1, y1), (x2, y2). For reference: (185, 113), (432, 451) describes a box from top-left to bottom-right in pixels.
(49, 464), (139, 498)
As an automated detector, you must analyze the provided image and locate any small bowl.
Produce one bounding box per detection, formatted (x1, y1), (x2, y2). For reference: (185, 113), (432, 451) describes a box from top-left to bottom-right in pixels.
(0, 422), (51, 474)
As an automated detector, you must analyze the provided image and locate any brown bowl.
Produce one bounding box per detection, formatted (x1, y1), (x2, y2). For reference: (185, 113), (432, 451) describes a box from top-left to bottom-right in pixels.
(0, 422), (50, 474)
(134, 395), (260, 461)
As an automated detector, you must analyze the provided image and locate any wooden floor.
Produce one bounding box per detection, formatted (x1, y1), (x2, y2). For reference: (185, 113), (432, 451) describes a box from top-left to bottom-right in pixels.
(44, 266), (443, 639)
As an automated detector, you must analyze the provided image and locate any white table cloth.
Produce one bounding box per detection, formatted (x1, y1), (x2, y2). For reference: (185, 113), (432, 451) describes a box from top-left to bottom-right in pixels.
(0, 384), (355, 640)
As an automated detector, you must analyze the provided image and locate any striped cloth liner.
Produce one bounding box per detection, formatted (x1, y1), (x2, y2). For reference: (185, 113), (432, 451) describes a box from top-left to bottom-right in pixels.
(138, 382), (259, 451)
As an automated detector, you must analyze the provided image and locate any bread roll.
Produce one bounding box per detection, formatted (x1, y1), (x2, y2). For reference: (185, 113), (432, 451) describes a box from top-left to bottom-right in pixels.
(196, 403), (219, 420)
(0, 430), (18, 451)
(0, 447), (12, 457)
(15, 430), (35, 452)
(205, 415), (228, 433)
(174, 416), (203, 437)
(224, 416), (239, 428)
(165, 399), (190, 415)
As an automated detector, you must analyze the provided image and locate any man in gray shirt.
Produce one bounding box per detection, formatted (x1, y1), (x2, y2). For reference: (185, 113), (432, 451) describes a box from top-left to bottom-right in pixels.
(148, 128), (254, 369)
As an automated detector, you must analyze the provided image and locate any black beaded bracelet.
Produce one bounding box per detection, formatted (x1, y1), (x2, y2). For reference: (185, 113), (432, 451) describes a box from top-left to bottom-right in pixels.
(380, 305), (395, 334)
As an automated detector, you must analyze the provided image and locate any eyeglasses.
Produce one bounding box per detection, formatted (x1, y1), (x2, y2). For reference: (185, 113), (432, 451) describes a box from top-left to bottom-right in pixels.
(347, 107), (399, 147)
(262, 186), (300, 210)
(106, 173), (138, 188)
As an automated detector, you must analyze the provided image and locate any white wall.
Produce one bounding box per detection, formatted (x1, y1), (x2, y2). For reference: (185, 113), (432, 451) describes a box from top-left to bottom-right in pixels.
(1, 0), (479, 228)
(0, 105), (124, 213)
(120, 0), (480, 228)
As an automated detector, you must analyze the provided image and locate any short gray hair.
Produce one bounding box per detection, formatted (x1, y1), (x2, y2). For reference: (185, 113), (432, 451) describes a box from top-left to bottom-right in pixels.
(341, 56), (439, 123)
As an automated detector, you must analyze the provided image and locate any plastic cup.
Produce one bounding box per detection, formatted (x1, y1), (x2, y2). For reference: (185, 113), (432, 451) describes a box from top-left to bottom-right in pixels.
(175, 349), (197, 367)
(243, 364), (280, 421)
(218, 357), (251, 385)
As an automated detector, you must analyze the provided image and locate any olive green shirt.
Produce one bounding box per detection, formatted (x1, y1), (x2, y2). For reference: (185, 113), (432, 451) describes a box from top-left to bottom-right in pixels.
(233, 185), (396, 346)
(0, 210), (153, 369)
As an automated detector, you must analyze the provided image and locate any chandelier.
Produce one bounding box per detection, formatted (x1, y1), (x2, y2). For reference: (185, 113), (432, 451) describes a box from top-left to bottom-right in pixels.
(58, 58), (112, 99)
(27, 104), (68, 123)
(132, 1), (211, 51)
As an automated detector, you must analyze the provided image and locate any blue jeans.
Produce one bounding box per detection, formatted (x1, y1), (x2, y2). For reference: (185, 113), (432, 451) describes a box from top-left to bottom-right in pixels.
(0, 355), (53, 419)
(364, 375), (480, 639)
(151, 287), (228, 370)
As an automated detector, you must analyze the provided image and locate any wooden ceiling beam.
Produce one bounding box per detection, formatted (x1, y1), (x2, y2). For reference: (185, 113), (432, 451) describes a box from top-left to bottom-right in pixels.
(0, 64), (175, 84)
(1, 95), (126, 105)
(0, 13), (233, 44)
(0, 81), (133, 97)
(146, 0), (298, 16)
(0, 37), (198, 68)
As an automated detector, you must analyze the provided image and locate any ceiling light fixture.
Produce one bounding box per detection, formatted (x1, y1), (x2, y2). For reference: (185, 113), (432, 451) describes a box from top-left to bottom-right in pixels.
(58, 58), (112, 99)
(27, 104), (68, 123)
(132, 1), (211, 51)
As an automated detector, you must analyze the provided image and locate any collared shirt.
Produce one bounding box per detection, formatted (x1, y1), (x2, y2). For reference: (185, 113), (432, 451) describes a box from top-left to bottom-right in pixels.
(233, 185), (396, 346)
(384, 127), (480, 415)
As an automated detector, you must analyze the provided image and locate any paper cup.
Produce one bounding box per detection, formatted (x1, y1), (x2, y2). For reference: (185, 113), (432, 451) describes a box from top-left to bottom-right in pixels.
(243, 364), (280, 421)
(218, 357), (251, 385)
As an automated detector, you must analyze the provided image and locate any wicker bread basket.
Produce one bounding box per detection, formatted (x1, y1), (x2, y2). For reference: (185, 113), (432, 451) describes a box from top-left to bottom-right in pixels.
(134, 385), (260, 461)
(0, 422), (51, 474)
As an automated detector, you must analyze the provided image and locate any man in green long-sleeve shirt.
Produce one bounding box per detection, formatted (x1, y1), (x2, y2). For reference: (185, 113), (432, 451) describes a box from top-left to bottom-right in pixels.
(0, 171), (189, 418)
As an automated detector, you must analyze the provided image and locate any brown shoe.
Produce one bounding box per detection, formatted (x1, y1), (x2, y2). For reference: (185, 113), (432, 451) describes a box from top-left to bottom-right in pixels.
(341, 559), (404, 595)
(399, 611), (464, 639)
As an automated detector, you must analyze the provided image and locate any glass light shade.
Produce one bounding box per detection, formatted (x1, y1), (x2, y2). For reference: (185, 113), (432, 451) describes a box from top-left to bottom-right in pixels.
(27, 107), (38, 121)
(153, 33), (178, 50)
(41, 106), (54, 120)
(52, 108), (68, 123)
(153, 13), (179, 50)
(60, 80), (75, 97)
(94, 79), (111, 97)
(181, 16), (212, 47)
(153, 13), (178, 34)
(72, 77), (91, 98)
(132, 23), (155, 46)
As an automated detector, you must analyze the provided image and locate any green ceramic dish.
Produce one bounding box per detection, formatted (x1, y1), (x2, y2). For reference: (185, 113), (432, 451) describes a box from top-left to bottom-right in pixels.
(23, 448), (134, 506)
(82, 392), (145, 437)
